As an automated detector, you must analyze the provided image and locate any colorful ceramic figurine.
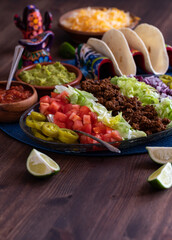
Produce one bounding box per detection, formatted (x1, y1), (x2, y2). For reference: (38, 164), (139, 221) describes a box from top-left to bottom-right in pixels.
(19, 31), (54, 66)
(14, 5), (52, 39)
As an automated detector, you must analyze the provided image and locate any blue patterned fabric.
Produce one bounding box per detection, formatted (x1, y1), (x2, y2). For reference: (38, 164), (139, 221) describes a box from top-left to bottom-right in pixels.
(75, 43), (115, 79)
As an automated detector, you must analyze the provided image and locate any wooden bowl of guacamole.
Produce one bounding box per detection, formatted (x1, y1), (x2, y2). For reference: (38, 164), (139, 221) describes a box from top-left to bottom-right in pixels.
(15, 62), (82, 97)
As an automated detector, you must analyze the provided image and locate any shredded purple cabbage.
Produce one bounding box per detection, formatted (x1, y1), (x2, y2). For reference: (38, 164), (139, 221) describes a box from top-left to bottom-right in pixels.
(135, 75), (172, 99)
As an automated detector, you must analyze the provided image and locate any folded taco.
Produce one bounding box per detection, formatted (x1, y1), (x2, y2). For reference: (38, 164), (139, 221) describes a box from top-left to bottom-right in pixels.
(101, 28), (137, 76)
(120, 24), (169, 74)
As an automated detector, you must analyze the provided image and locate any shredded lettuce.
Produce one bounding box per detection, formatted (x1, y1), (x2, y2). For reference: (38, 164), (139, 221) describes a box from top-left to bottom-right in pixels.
(155, 98), (172, 120)
(111, 75), (172, 121)
(111, 75), (159, 105)
(54, 85), (147, 139)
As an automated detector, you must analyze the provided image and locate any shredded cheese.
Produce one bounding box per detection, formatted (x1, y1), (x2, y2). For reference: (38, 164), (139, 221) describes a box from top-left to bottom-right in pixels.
(62, 7), (136, 32)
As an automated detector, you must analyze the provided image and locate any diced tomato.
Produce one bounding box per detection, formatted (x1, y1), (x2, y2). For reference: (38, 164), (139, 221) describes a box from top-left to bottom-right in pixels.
(65, 109), (78, 118)
(63, 103), (73, 113)
(94, 133), (102, 139)
(111, 130), (122, 141)
(48, 101), (61, 114)
(83, 115), (91, 125)
(57, 101), (66, 112)
(82, 123), (92, 134)
(69, 112), (81, 122)
(66, 119), (74, 129)
(64, 105), (80, 115)
(39, 92), (122, 146)
(39, 102), (50, 115)
(93, 123), (106, 134)
(106, 127), (113, 134)
(56, 91), (69, 103)
(51, 92), (59, 98)
(72, 120), (83, 130)
(102, 133), (112, 142)
(79, 106), (91, 118)
(80, 135), (94, 144)
(49, 97), (57, 103)
(54, 119), (66, 128)
(40, 95), (50, 103)
(92, 139), (99, 144)
(71, 104), (80, 113)
(86, 136), (94, 144)
(49, 97), (65, 103)
(80, 135), (88, 144)
(54, 111), (67, 123)
(93, 126), (100, 134)
(89, 111), (98, 123)
(94, 121), (105, 128)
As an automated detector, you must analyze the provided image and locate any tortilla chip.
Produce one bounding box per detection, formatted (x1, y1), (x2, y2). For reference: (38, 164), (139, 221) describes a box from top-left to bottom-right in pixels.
(102, 28), (136, 75)
(134, 23), (169, 74)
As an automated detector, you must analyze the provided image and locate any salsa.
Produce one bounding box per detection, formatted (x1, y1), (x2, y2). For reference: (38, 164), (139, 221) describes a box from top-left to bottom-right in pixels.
(18, 62), (76, 86)
(0, 85), (32, 103)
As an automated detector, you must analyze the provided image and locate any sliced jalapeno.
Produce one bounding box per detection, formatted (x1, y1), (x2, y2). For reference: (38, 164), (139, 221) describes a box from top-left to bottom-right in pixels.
(32, 128), (54, 141)
(58, 128), (79, 144)
(41, 122), (60, 138)
(26, 115), (36, 128)
(159, 75), (172, 87)
(159, 75), (172, 81)
(34, 121), (45, 131)
(30, 111), (46, 121)
(26, 115), (45, 130)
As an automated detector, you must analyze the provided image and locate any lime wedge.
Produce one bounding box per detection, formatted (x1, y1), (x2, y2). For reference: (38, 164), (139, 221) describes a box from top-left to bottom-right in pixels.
(148, 162), (172, 189)
(26, 149), (60, 177)
(59, 42), (75, 59)
(146, 147), (172, 164)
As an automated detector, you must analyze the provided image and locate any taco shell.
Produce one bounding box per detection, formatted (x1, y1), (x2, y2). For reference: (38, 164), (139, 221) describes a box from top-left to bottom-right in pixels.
(87, 38), (122, 76)
(102, 28), (136, 75)
(133, 23), (169, 74)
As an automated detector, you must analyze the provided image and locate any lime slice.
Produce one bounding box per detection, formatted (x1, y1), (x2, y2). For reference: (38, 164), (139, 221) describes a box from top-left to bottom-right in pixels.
(26, 149), (60, 177)
(59, 42), (75, 59)
(146, 147), (172, 164)
(148, 162), (172, 189)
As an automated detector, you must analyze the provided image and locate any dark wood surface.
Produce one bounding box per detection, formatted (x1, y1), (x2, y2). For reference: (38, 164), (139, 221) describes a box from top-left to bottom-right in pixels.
(1, 1), (172, 240)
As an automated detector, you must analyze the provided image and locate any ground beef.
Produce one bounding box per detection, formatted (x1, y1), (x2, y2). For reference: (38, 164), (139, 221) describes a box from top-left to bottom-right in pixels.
(81, 78), (171, 135)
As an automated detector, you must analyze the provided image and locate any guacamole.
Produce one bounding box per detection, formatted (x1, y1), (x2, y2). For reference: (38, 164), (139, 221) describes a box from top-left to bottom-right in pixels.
(19, 62), (76, 86)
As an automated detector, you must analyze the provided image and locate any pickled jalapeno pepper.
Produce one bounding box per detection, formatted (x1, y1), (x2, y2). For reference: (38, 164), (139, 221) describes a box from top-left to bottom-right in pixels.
(41, 122), (60, 138)
(30, 111), (46, 121)
(26, 111), (79, 144)
(58, 128), (79, 144)
(31, 128), (54, 141)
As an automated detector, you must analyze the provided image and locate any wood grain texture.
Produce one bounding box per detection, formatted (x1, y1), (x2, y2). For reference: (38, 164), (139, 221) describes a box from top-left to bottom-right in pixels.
(0, 0), (172, 240)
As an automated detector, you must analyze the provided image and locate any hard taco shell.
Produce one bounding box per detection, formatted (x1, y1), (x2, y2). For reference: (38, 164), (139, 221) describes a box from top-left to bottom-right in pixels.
(134, 23), (169, 74)
(102, 28), (136, 76)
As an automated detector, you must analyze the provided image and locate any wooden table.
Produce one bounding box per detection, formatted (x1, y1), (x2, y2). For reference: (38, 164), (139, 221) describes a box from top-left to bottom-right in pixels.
(1, 0), (172, 239)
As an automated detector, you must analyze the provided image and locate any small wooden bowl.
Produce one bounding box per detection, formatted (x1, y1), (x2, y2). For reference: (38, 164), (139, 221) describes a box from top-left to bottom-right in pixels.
(58, 7), (140, 43)
(0, 81), (38, 123)
(15, 62), (82, 97)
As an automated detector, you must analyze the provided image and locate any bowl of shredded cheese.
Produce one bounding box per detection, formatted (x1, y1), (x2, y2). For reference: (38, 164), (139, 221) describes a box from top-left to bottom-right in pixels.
(58, 7), (140, 42)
